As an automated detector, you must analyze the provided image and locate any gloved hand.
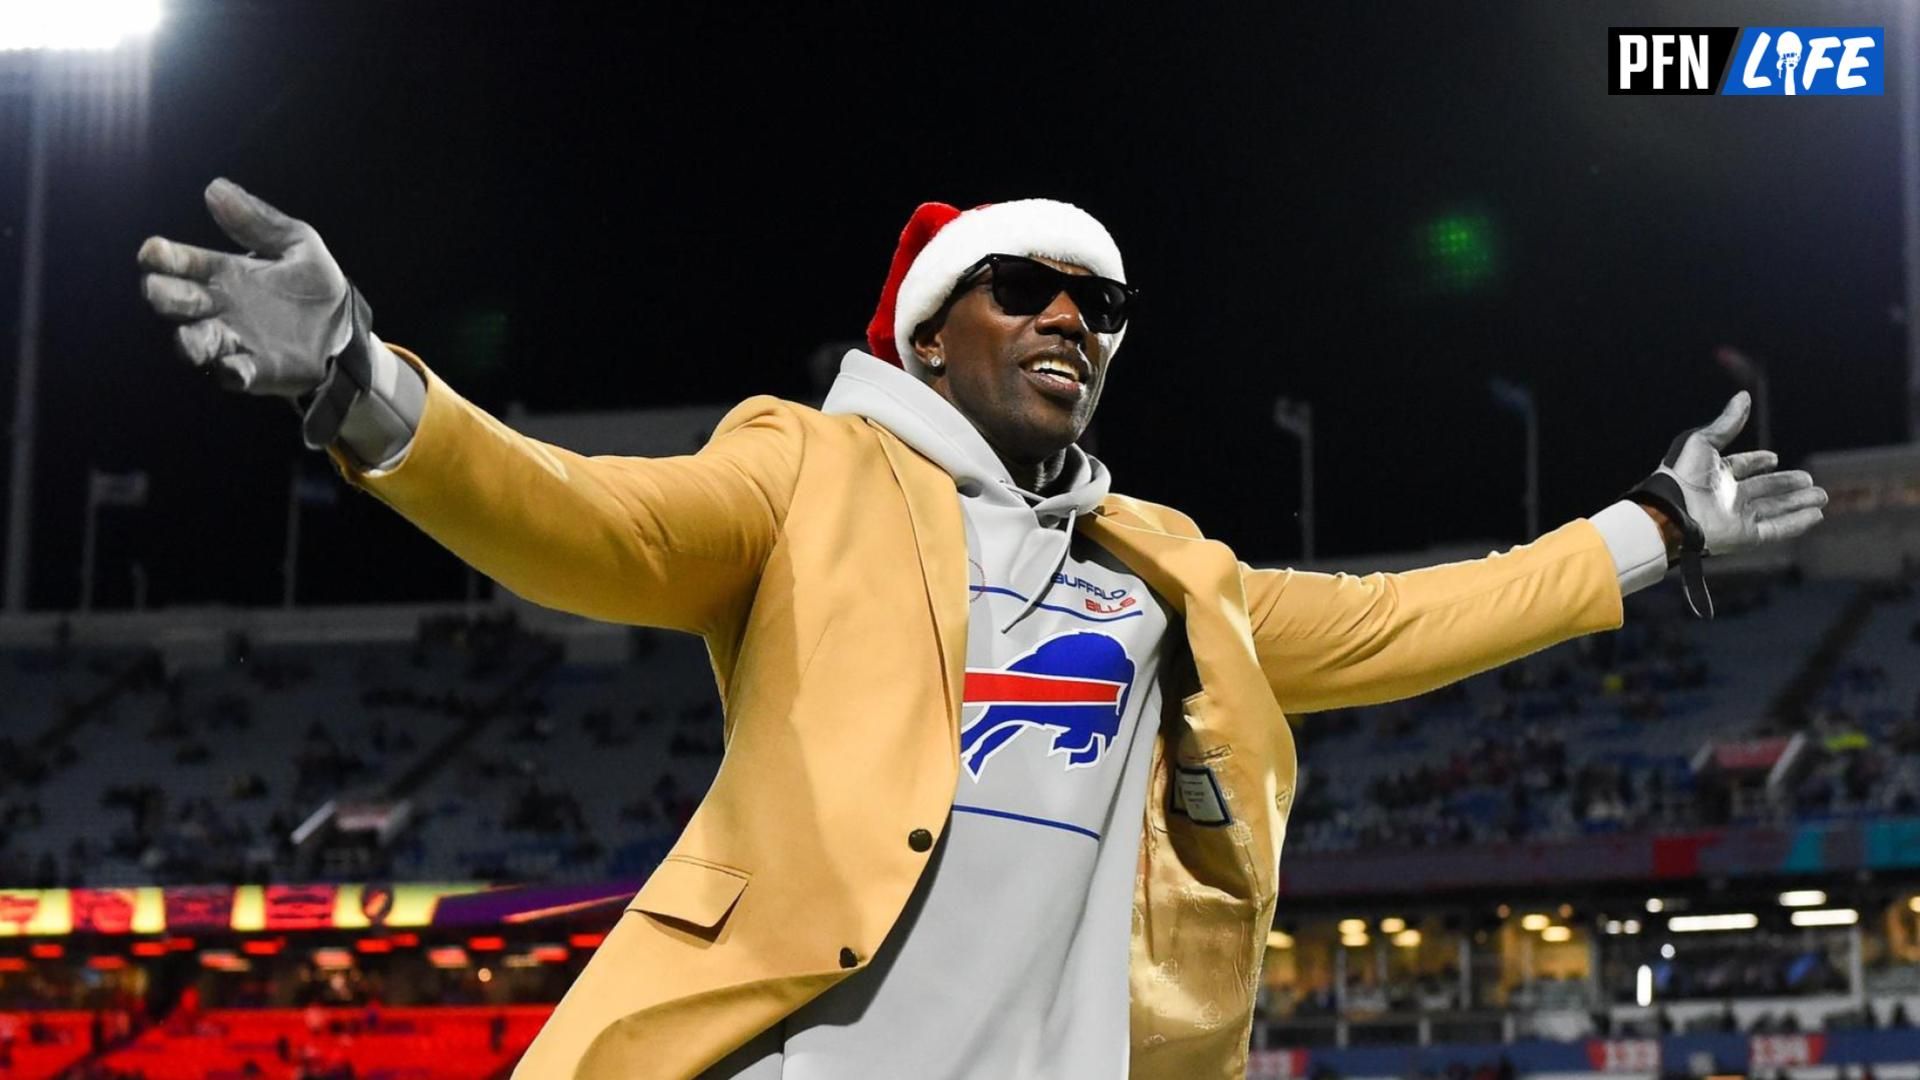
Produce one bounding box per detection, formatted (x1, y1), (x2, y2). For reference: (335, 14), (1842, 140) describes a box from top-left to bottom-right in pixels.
(137, 177), (358, 396)
(137, 178), (380, 451)
(1622, 390), (1828, 618)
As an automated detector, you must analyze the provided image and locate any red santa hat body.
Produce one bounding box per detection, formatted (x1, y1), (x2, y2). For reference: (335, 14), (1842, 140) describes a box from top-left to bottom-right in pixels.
(866, 199), (1127, 371)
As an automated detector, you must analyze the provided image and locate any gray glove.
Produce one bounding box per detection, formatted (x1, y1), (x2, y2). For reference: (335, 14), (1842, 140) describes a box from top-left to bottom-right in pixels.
(1623, 391), (1828, 618)
(136, 177), (354, 397)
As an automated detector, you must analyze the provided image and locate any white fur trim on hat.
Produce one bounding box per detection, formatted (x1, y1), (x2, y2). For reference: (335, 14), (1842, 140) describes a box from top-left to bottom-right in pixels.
(893, 199), (1127, 371)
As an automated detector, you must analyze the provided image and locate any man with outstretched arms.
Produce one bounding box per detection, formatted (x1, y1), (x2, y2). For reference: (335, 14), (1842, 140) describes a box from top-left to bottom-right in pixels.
(138, 181), (1826, 1079)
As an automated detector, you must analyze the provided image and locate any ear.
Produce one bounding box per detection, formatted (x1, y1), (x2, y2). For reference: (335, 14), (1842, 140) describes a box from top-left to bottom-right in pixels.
(909, 318), (945, 370)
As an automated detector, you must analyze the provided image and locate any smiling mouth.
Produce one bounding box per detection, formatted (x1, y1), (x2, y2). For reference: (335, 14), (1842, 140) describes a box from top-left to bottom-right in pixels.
(1020, 352), (1090, 403)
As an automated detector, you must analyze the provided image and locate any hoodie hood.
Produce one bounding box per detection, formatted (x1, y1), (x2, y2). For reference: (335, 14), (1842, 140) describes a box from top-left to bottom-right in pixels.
(822, 349), (1111, 631)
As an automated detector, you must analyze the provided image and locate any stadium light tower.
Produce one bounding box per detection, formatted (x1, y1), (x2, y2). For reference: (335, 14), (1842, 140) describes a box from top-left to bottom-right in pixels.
(1489, 378), (1539, 541)
(2, 1), (162, 614)
(1714, 346), (1771, 451)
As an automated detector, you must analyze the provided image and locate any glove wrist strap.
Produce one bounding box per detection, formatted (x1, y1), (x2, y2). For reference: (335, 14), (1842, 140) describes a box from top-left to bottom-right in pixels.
(298, 282), (376, 453)
(1623, 473), (1715, 619)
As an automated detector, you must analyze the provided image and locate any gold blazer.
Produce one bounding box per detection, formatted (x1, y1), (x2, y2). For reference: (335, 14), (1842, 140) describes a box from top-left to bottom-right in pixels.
(326, 346), (1625, 1079)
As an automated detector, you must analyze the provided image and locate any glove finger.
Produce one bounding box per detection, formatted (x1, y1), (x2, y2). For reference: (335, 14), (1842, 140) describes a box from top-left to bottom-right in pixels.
(1695, 391), (1751, 452)
(1756, 507), (1824, 545)
(203, 177), (309, 258)
(1724, 449), (1779, 481)
(208, 353), (258, 393)
(1737, 469), (1814, 499)
(173, 318), (246, 370)
(1751, 486), (1829, 519)
(141, 273), (222, 321)
(136, 236), (232, 282)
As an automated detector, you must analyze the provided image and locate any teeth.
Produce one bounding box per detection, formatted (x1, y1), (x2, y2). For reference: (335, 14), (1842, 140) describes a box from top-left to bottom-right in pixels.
(1029, 359), (1080, 383)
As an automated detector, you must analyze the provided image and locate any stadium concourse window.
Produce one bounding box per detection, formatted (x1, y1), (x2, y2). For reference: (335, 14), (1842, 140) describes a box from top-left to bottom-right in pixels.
(1495, 913), (1593, 1017)
(0, 935), (583, 1013)
(0, 959), (146, 1013)
(1593, 916), (1856, 1032)
(1864, 894), (1920, 1000)
(1257, 916), (1485, 1048)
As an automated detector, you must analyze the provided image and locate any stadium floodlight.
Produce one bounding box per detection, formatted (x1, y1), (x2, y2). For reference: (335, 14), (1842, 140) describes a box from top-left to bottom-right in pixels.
(1379, 917), (1406, 934)
(1635, 965), (1654, 1007)
(1520, 913), (1550, 931)
(1541, 926), (1573, 943)
(1645, 898), (1665, 913)
(1337, 918), (1367, 934)
(3, 1), (162, 613)
(1623, 919), (1642, 934)
(1392, 929), (1422, 948)
(1267, 931), (1294, 950)
(1910, 896), (1920, 914)
(0, 0), (160, 51)
(1660, 943), (1676, 959)
(1779, 890), (1828, 907)
(1790, 908), (1859, 927)
(1340, 932), (1369, 948)
(1668, 913), (1759, 933)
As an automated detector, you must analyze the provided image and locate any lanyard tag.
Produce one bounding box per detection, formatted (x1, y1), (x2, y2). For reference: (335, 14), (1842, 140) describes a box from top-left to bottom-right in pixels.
(1171, 764), (1231, 827)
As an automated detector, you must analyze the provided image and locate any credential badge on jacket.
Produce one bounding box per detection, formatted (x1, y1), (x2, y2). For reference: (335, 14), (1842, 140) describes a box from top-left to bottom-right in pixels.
(1170, 764), (1232, 827)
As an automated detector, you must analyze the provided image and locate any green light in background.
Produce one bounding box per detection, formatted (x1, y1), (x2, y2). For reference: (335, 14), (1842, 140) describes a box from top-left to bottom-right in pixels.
(1415, 212), (1497, 295)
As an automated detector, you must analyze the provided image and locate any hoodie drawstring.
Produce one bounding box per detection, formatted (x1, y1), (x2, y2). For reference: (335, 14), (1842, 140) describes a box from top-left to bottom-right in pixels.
(999, 506), (1082, 634)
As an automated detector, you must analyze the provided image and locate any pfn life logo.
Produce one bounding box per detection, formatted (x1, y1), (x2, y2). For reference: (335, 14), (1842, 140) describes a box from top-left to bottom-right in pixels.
(1610, 27), (1883, 95)
(1723, 28), (1882, 95)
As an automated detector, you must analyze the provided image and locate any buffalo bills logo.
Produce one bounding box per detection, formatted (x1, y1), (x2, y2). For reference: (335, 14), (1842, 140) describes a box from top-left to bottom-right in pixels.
(959, 632), (1135, 780)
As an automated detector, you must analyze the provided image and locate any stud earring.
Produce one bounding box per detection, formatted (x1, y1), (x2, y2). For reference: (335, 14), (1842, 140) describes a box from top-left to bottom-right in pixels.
(927, 355), (944, 371)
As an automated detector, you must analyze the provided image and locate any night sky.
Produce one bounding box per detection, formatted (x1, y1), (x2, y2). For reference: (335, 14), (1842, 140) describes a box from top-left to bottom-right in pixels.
(0, 0), (1907, 611)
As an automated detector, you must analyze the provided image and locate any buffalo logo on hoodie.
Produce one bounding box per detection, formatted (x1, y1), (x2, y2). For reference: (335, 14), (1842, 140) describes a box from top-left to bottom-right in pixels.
(959, 631), (1136, 780)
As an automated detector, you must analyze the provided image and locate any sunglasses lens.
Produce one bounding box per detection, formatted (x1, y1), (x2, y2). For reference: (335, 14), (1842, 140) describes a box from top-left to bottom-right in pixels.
(985, 256), (1132, 334)
(989, 259), (1060, 316)
(1074, 281), (1130, 333)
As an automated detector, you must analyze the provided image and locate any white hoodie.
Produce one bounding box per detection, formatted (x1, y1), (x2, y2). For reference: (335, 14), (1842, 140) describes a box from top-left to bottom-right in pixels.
(702, 350), (1177, 1079)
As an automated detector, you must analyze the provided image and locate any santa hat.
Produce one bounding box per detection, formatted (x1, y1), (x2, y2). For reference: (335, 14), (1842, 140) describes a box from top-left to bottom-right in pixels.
(865, 199), (1127, 370)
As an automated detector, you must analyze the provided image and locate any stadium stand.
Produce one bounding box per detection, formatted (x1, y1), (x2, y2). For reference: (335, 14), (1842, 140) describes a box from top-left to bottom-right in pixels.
(5, 549), (1920, 1075)
(0, 1011), (98, 1079)
(90, 1004), (550, 1079)
(1288, 574), (1865, 854)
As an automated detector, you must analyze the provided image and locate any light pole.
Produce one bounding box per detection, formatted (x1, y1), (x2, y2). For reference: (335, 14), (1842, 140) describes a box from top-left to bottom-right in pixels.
(1273, 397), (1314, 562)
(1489, 378), (1539, 541)
(2, 2), (162, 614)
(1714, 345), (1772, 451)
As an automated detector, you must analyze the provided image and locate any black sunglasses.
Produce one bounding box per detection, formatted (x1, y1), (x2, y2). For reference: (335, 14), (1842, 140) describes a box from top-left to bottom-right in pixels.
(954, 253), (1138, 335)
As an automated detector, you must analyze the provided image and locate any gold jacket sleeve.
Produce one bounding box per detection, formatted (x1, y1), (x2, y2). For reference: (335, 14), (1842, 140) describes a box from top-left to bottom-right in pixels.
(1239, 519), (1626, 715)
(322, 345), (802, 636)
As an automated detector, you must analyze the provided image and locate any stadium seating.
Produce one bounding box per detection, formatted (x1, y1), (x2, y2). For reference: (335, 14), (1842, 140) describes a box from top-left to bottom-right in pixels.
(393, 626), (717, 883)
(0, 1010), (96, 1080)
(93, 1004), (551, 1079)
(1289, 575), (1861, 853)
(0, 615), (555, 887)
(5, 571), (1915, 886)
